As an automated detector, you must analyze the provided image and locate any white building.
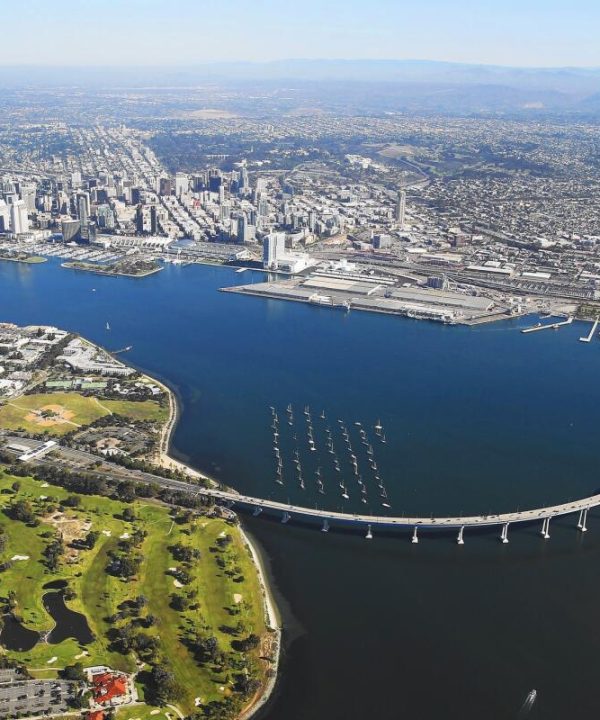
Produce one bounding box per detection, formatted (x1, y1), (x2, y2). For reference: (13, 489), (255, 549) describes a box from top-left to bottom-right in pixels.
(262, 232), (318, 274)
(263, 232), (287, 269)
(9, 199), (29, 235)
(175, 173), (189, 198)
(0, 200), (10, 232)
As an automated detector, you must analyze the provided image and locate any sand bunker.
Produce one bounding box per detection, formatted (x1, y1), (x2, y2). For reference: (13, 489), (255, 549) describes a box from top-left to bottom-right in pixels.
(24, 404), (77, 427)
(233, 593), (243, 604)
(11, 555), (29, 561)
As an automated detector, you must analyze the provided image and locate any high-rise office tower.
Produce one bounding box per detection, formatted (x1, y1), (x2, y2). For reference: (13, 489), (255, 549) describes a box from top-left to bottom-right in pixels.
(135, 205), (145, 234)
(175, 173), (189, 198)
(0, 199), (10, 232)
(263, 232), (287, 269)
(9, 199), (29, 234)
(150, 205), (158, 234)
(77, 192), (90, 225)
(237, 212), (249, 243)
(395, 190), (406, 230)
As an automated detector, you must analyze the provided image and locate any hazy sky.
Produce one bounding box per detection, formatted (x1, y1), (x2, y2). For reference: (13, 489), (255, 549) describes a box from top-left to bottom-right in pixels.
(2, 0), (600, 67)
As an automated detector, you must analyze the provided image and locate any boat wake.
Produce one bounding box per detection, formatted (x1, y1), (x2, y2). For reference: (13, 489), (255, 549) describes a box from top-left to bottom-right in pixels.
(517, 689), (537, 717)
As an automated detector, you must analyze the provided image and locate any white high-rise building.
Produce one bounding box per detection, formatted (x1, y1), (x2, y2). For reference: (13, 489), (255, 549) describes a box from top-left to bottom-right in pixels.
(0, 200), (10, 232)
(175, 173), (189, 198)
(77, 192), (90, 224)
(395, 189), (406, 229)
(263, 232), (287, 269)
(9, 199), (29, 235)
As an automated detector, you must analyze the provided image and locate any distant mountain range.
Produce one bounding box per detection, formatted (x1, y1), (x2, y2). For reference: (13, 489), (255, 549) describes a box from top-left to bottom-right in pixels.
(3, 60), (600, 114)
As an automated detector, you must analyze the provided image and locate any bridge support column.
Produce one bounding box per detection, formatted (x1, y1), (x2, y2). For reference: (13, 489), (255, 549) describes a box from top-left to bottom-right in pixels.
(411, 526), (419, 544)
(579, 508), (588, 532)
(281, 511), (290, 524)
(540, 517), (550, 539)
(366, 524), (373, 540)
(252, 506), (262, 517)
(500, 523), (509, 544)
(321, 519), (329, 533)
(457, 526), (464, 545)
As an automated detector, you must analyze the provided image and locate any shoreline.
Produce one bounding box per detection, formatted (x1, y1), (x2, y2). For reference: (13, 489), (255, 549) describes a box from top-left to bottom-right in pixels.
(61, 261), (163, 278)
(143, 369), (282, 717)
(0, 255), (47, 265)
(237, 526), (282, 720)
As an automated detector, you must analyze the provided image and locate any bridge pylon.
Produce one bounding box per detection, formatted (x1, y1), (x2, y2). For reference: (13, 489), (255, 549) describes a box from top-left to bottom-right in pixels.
(577, 508), (588, 532)
(540, 517), (550, 539)
(500, 523), (509, 544)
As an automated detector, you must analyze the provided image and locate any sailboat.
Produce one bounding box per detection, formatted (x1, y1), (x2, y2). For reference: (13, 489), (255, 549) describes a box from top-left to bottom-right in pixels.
(105, 321), (110, 331)
(374, 419), (383, 435)
(320, 410), (326, 420)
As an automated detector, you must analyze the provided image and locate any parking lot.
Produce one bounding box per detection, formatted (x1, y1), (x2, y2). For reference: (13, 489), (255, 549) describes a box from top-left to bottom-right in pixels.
(0, 671), (77, 718)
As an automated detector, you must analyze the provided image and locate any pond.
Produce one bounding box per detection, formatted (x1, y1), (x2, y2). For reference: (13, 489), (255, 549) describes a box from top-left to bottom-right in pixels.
(42, 579), (68, 591)
(0, 614), (40, 652)
(43, 591), (94, 645)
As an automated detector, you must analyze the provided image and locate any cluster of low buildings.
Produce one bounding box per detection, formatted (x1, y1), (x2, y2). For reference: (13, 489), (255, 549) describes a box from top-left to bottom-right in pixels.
(0, 324), (69, 398)
(0, 324), (137, 401)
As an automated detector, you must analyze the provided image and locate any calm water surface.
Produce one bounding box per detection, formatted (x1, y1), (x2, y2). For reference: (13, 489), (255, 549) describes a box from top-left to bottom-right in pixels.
(1, 259), (599, 719)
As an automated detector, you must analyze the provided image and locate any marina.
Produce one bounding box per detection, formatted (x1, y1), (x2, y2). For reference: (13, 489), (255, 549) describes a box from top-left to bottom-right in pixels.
(269, 405), (391, 509)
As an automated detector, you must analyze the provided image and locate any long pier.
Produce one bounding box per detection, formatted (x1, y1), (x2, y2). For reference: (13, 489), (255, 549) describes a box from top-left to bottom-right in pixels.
(521, 317), (573, 334)
(579, 318), (599, 343)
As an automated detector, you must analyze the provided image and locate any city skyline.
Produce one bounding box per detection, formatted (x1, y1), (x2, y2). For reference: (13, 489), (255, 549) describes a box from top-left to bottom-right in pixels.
(2, 0), (600, 68)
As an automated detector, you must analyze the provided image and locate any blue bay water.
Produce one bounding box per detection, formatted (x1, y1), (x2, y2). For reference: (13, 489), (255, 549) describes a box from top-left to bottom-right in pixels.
(2, 258), (600, 719)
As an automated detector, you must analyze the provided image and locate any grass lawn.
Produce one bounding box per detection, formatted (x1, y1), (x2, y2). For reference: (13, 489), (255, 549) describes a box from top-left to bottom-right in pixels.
(0, 392), (167, 436)
(102, 399), (168, 423)
(0, 392), (108, 435)
(0, 469), (270, 716)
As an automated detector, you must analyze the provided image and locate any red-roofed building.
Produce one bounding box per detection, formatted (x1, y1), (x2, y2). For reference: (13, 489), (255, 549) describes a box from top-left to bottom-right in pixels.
(91, 671), (129, 705)
(88, 710), (104, 720)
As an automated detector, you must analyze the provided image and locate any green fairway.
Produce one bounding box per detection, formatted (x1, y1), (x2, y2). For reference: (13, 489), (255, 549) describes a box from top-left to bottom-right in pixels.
(0, 469), (271, 716)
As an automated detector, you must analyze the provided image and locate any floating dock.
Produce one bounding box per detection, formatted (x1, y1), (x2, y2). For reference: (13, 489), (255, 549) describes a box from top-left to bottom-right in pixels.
(521, 317), (573, 334)
(579, 318), (599, 343)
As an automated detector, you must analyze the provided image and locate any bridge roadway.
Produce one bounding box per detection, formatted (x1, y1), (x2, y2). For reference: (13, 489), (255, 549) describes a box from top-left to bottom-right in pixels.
(3, 435), (597, 540)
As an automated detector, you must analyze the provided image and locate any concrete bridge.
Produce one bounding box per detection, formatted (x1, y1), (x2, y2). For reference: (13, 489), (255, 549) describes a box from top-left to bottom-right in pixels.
(3, 434), (597, 544)
(195, 483), (598, 543)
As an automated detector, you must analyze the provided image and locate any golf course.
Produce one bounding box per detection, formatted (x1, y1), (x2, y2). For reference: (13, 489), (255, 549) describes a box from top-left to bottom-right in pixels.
(0, 470), (275, 718)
